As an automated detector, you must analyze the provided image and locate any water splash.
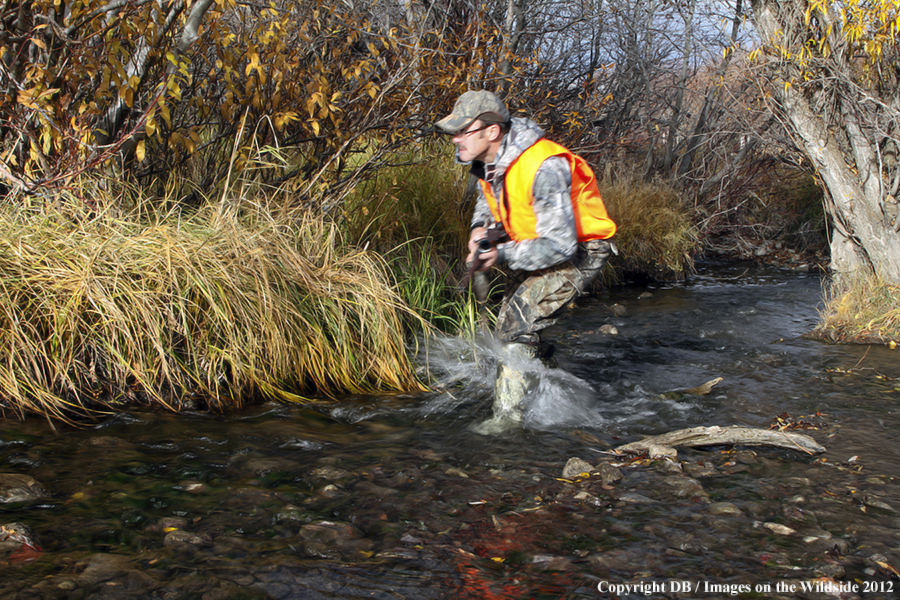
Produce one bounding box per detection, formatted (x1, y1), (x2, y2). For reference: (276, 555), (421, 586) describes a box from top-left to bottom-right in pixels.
(414, 331), (707, 435)
(416, 333), (610, 432)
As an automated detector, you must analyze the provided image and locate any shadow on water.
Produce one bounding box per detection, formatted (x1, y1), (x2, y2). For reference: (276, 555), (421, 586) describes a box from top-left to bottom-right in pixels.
(2, 261), (900, 599)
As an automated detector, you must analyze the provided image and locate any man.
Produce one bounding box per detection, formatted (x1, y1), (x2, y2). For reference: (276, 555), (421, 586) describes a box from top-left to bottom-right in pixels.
(436, 90), (616, 430)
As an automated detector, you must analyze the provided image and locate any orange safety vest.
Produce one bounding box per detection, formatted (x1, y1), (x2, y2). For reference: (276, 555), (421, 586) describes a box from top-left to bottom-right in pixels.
(479, 139), (616, 242)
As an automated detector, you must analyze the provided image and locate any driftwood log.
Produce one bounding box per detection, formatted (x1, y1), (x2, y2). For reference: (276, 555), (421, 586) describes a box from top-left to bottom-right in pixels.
(617, 425), (826, 456)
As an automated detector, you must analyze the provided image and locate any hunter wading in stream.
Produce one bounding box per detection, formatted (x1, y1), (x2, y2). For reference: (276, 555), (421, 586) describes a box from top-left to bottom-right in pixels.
(436, 90), (617, 432)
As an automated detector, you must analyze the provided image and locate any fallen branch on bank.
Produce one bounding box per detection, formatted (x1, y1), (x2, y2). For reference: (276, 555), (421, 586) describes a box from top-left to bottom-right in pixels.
(616, 425), (826, 457)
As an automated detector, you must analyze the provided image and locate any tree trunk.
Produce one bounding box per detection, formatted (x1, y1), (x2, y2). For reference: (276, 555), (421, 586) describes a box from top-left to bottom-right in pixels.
(749, 0), (900, 284)
(663, 0), (695, 172)
(497, 0), (526, 94)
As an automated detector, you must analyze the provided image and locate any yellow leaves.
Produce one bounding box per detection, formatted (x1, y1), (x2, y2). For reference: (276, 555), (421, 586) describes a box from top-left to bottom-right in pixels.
(273, 112), (299, 131)
(135, 139), (147, 162)
(16, 86), (58, 110)
(168, 128), (202, 154)
(245, 51), (260, 77)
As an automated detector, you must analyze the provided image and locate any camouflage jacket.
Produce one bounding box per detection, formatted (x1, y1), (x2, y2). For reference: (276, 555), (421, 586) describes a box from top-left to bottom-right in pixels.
(468, 117), (577, 272)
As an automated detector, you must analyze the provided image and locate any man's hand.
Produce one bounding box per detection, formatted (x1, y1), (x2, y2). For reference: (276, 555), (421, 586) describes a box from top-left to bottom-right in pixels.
(467, 227), (498, 271)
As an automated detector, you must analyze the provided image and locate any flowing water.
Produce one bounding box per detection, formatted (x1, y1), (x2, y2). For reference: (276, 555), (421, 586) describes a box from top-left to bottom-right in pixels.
(1, 261), (899, 599)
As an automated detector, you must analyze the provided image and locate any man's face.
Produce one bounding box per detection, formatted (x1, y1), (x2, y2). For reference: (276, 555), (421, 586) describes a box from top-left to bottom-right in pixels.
(451, 121), (495, 164)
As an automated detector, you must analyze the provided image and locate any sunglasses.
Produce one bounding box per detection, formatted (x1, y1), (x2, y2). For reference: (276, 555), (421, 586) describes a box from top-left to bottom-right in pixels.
(455, 124), (494, 137)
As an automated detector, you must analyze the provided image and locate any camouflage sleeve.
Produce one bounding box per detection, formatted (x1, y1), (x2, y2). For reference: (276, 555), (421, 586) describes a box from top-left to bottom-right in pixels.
(498, 156), (577, 271)
(470, 184), (494, 229)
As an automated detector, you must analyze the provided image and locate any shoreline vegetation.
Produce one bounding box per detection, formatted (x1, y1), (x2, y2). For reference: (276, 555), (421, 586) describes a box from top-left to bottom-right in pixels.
(0, 186), (426, 423)
(3, 0), (899, 421)
(0, 148), (892, 421)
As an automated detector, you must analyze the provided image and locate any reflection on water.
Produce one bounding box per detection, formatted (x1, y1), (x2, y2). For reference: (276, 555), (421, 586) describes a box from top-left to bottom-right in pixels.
(1, 262), (899, 599)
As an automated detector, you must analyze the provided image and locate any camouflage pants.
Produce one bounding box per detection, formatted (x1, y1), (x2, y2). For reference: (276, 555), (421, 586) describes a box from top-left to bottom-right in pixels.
(495, 239), (613, 345)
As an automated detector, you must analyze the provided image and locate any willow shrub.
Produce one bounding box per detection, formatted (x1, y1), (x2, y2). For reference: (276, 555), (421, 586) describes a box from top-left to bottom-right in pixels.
(814, 275), (900, 344)
(0, 191), (424, 421)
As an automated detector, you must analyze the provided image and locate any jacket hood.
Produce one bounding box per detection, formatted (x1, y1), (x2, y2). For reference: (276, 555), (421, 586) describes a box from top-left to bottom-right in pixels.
(466, 117), (545, 177)
(493, 117), (544, 177)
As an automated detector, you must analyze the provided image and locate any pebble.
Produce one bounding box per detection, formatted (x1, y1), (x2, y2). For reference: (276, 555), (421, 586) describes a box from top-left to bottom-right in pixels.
(645, 444), (677, 459)
(708, 502), (743, 516)
(561, 457), (594, 479)
(617, 492), (655, 504)
(164, 530), (209, 546)
(594, 462), (624, 485)
(662, 476), (709, 501)
(763, 522), (797, 536)
(0, 473), (49, 504)
(683, 461), (717, 478)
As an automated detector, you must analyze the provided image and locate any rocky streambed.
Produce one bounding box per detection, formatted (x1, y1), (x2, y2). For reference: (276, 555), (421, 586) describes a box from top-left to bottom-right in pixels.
(1, 410), (897, 600)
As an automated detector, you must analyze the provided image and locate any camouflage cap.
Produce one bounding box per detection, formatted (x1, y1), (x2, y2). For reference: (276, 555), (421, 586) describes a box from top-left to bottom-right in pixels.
(435, 90), (510, 134)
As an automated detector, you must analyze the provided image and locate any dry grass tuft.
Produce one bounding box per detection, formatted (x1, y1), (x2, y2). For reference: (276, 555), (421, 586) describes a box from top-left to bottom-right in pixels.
(0, 191), (425, 421)
(814, 274), (900, 344)
(600, 172), (698, 280)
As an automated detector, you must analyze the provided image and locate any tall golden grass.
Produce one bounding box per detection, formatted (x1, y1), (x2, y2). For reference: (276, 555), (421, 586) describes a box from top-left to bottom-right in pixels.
(815, 275), (900, 344)
(339, 146), (479, 333)
(599, 171), (698, 280)
(0, 188), (425, 422)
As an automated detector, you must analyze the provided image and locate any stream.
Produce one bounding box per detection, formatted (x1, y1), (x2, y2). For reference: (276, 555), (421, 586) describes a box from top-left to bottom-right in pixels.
(1, 261), (899, 599)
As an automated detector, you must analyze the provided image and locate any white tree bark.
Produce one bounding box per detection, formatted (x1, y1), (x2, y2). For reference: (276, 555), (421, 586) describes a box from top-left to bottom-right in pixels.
(750, 0), (900, 283)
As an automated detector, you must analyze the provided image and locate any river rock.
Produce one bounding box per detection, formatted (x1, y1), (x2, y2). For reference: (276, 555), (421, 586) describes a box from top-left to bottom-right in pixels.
(311, 465), (350, 481)
(662, 476), (709, 501)
(683, 460), (718, 478)
(562, 457), (594, 479)
(0, 522), (40, 553)
(573, 491), (606, 507)
(708, 502), (743, 516)
(645, 444), (677, 459)
(74, 553), (134, 586)
(0, 473), (49, 504)
(813, 562), (846, 579)
(164, 530), (210, 547)
(617, 492), (655, 504)
(763, 522), (796, 536)
(599, 324), (619, 335)
(297, 520), (374, 560)
(531, 555), (575, 571)
(594, 462), (624, 485)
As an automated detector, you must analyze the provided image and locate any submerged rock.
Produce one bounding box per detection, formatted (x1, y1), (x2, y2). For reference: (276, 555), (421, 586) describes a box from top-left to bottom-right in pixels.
(0, 522), (40, 554)
(297, 521), (374, 560)
(708, 502), (743, 517)
(662, 476), (709, 502)
(562, 457), (594, 479)
(0, 473), (49, 504)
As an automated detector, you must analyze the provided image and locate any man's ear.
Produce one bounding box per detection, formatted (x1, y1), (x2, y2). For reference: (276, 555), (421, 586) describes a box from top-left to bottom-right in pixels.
(488, 124), (504, 142)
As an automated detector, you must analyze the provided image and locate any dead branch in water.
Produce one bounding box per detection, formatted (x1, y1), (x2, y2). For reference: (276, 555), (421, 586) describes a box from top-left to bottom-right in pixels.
(617, 425), (826, 456)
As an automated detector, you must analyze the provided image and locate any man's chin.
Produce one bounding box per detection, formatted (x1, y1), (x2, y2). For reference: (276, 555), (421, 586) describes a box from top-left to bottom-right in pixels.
(455, 151), (474, 165)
